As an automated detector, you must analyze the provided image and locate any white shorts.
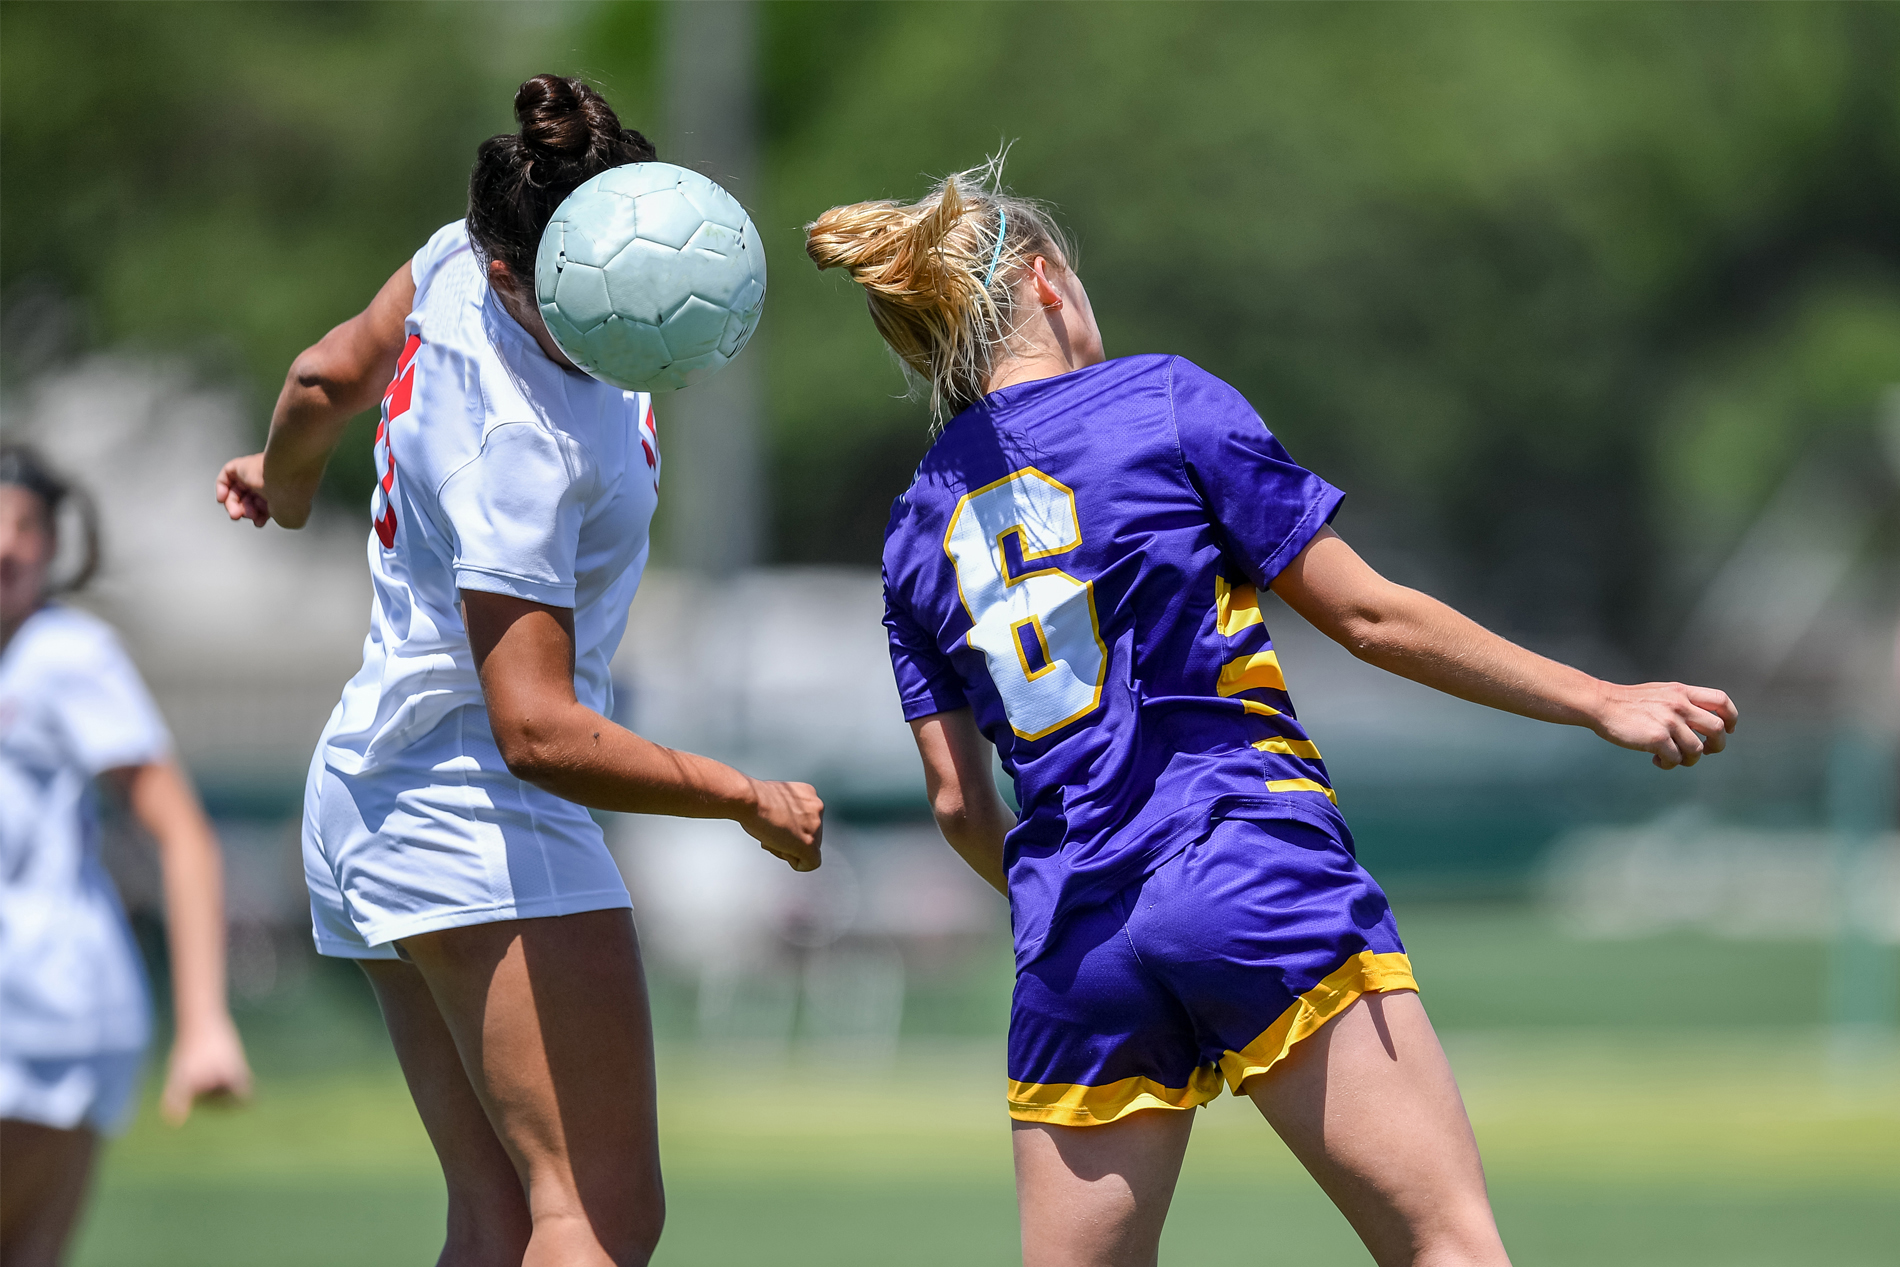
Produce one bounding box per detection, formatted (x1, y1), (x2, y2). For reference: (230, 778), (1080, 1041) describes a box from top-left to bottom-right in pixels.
(0, 1050), (144, 1135)
(302, 725), (632, 959)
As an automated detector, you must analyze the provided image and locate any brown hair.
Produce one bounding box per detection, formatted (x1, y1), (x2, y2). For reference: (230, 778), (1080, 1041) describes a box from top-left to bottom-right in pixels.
(805, 161), (1073, 420)
(467, 74), (657, 284)
(0, 443), (100, 594)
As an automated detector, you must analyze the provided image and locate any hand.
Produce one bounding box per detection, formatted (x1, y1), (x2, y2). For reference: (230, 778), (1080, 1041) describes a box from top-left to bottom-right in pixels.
(741, 779), (825, 872)
(1590, 681), (1738, 769)
(215, 453), (271, 528)
(160, 1015), (254, 1125)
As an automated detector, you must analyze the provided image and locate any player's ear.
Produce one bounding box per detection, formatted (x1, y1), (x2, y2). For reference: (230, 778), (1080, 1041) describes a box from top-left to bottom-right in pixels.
(1029, 257), (1065, 310)
(486, 258), (521, 296)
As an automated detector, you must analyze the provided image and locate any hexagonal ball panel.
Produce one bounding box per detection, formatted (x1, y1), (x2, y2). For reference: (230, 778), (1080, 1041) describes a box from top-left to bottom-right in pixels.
(677, 178), (749, 232)
(577, 316), (672, 393)
(602, 237), (686, 327)
(627, 188), (706, 251)
(658, 295), (731, 361)
(552, 260), (614, 333)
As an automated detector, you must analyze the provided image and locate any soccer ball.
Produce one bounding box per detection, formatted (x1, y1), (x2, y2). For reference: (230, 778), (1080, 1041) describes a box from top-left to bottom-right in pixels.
(535, 162), (767, 393)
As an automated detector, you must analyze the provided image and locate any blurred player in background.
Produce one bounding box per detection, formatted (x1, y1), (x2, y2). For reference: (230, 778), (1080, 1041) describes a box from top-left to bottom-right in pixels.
(809, 168), (1738, 1267)
(215, 75), (822, 1267)
(0, 444), (253, 1267)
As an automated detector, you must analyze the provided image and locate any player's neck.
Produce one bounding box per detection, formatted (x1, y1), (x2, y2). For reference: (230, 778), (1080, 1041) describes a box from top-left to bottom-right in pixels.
(983, 332), (1105, 397)
(489, 279), (582, 373)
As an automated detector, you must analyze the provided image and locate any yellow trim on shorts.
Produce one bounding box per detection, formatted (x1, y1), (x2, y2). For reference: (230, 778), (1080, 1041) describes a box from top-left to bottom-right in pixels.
(1217, 951), (1417, 1094)
(1006, 951), (1415, 1127)
(1007, 1064), (1226, 1127)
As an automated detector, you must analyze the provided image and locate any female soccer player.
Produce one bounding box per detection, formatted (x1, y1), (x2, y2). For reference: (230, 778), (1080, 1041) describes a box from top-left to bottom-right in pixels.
(807, 171), (1737, 1267)
(1, 445), (253, 1266)
(215, 75), (822, 1266)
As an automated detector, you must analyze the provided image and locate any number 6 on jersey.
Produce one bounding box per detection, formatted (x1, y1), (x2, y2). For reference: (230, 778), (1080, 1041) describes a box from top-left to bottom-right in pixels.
(945, 469), (1108, 740)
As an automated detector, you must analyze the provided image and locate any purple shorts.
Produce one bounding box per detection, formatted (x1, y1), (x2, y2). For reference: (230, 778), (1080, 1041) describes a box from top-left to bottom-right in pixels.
(1007, 816), (1416, 1125)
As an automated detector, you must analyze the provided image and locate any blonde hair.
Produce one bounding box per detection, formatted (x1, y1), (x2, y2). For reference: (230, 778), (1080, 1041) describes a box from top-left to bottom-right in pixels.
(805, 160), (1073, 420)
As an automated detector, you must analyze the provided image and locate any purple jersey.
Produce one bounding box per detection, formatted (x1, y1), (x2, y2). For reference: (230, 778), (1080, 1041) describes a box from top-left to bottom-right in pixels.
(882, 355), (1348, 963)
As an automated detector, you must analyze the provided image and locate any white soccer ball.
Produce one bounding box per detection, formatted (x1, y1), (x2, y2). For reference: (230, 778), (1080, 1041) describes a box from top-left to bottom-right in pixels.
(535, 162), (767, 393)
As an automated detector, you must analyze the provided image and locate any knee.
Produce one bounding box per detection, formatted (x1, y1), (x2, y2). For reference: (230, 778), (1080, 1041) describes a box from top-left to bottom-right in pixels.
(1411, 1205), (1509, 1267)
(442, 1188), (532, 1267)
(541, 1184), (663, 1267)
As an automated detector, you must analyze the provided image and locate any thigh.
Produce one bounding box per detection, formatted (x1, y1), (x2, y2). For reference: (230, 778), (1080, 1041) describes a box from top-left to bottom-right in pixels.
(399, 908), (662, 1260)
(1245, 991), (1508, 1267)
(0, 1117), (97, 1267)
(1013, 1109), (1195, 1267)
(359, 959), (531, 1265)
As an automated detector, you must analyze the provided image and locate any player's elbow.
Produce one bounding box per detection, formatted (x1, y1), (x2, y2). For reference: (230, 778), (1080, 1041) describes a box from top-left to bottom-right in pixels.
(494, 720), (565, 784)
(1332, 609), (1393, 662)
(930, 788), (980, 846)
(288, 344), (374, 412)
(1332, 587), (1421, 664)
(933, 789), (1013, 854)
(288, 348), (338, 397)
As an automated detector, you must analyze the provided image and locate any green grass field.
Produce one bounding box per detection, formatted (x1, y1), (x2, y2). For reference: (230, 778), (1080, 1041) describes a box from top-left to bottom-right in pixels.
(71, 906), (1900, 1266)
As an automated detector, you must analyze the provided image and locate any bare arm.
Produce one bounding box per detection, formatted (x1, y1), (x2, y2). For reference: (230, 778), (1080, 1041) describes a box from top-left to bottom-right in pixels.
(216, 261), (416, 530)
(105, 759), (253, 1124)
(1270, 527), (1738, 769)
(909, 709), (1013, 894)
(463, 590), (824, 870)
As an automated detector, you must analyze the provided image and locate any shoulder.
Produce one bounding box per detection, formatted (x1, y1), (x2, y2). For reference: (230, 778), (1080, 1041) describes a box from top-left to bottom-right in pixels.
(450, 418), (601, 499)
(9, 606), (131, 678)
(1157, 355), (1273, 440)
(413, 220), (475, 287)
(1157, 355), (1245, 404)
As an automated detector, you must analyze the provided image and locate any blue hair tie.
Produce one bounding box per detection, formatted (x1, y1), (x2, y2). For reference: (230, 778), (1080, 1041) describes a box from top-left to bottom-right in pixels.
(983, 207), (1008, 288)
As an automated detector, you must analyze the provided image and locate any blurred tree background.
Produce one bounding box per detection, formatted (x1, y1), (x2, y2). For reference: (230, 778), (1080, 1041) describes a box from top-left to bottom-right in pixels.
(5, 0), (1899, 664)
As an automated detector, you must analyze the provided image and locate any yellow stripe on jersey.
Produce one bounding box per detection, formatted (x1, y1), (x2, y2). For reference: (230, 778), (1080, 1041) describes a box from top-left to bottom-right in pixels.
(1216, 650), (1286, 695)
(1253, 735), (1322, 760)
(1214, 576), (1264, 636)
(1267, 777), (1337, 804)
(1241, 699), (1281, 718)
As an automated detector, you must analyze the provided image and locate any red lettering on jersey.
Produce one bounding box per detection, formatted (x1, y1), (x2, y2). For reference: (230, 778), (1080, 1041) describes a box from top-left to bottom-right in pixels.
(372, 334), (424, 548)
(385, 334), (421, 421)
(640, 400), (660, 487)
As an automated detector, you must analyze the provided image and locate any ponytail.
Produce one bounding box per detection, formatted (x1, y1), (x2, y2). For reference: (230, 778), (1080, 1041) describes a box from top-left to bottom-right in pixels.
(806, 159), (1072, 421)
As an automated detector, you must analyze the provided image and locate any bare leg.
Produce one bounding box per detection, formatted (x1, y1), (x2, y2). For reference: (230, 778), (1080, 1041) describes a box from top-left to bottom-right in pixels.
(398, 909), (664, 1267)
(359, 959), (533, 1267)
(0, 1118), (98, 1267)
(1246, 991), (1508, 1267)
(1012, 1107), (1195, 1267)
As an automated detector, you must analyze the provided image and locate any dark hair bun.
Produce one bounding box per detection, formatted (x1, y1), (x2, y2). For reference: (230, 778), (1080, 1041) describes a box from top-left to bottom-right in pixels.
(516, 73), (612, 158)
(468, 74), (658, 284)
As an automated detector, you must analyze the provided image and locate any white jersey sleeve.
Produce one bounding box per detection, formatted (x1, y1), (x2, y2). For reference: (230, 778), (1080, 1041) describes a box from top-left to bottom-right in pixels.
(45, 621), (171, 775)
(411, 220), (474, 297)
(439, 422), (597, 608)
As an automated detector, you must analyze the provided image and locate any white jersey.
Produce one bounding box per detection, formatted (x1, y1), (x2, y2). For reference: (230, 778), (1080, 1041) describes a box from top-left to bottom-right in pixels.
(0, 605), (167, 1058)
(319, 220), (659, 780)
